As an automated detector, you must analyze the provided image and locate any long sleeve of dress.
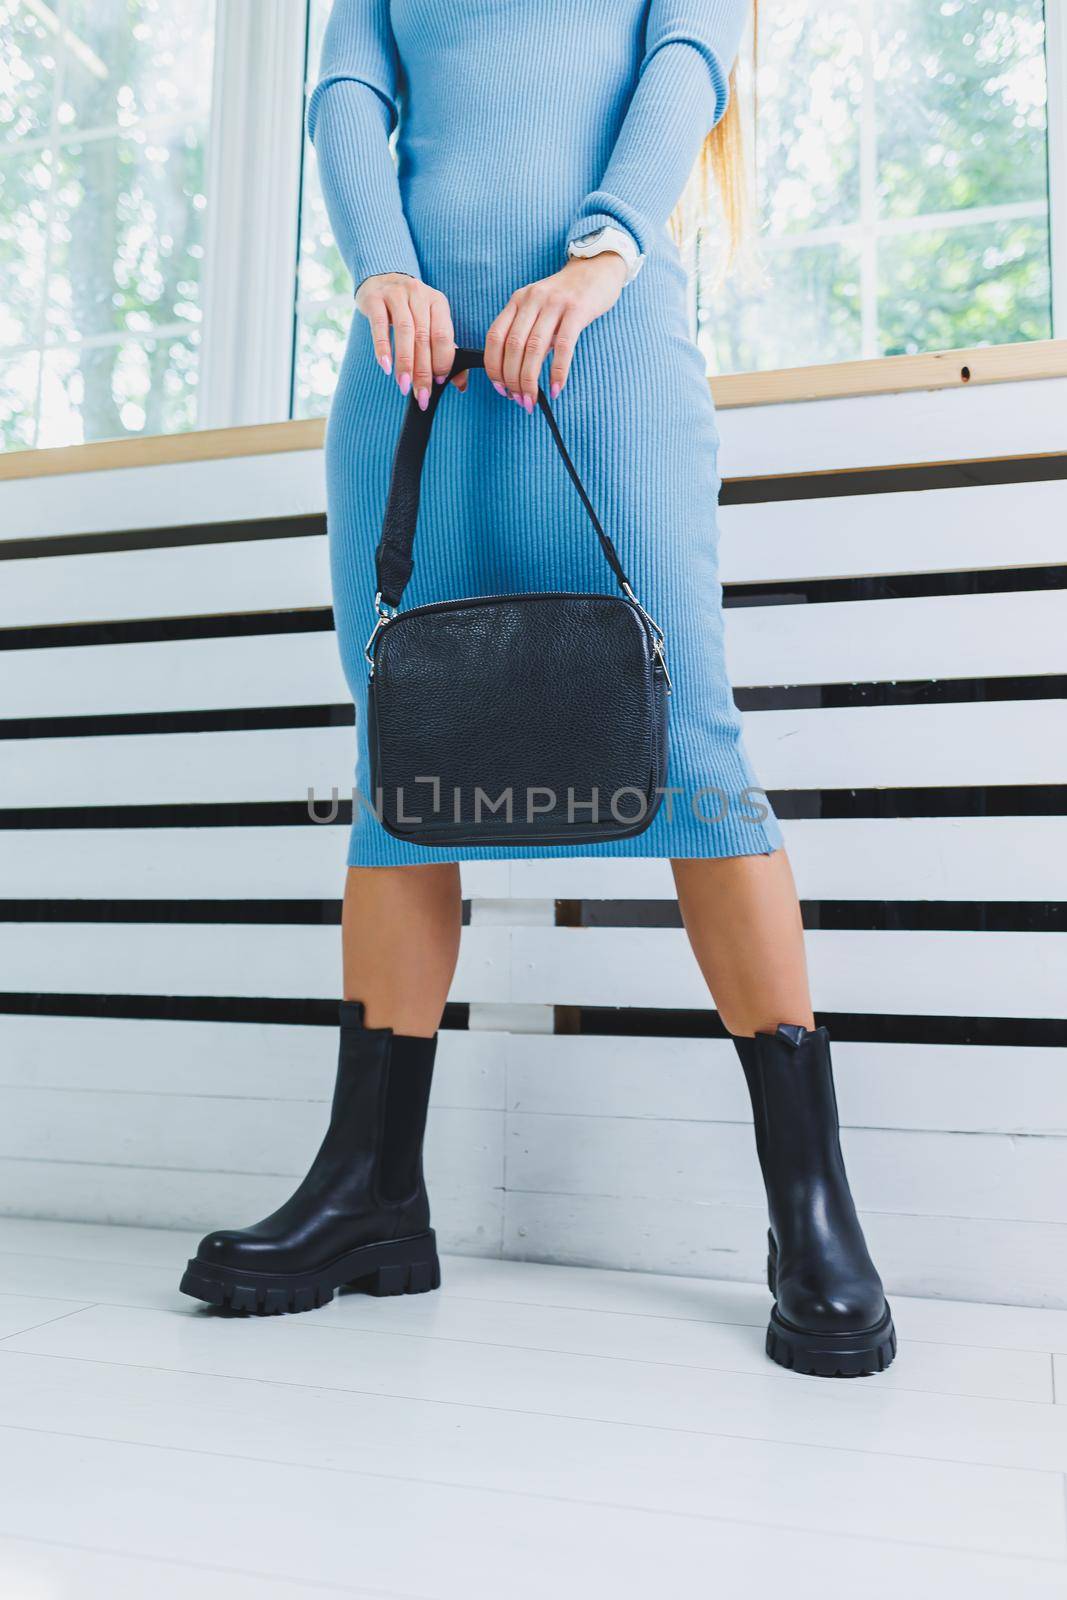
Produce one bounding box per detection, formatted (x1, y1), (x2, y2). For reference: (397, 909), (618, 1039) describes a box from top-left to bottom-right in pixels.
(566, 0), (750, 259)
(306, 0), (422, 293)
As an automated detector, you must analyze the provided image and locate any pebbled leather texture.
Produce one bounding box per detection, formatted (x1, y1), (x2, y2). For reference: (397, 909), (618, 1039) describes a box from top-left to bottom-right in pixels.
(734, 1025), (889, 1335)
(369, 591), (668, 845)
(192, 1002), (436, 1276)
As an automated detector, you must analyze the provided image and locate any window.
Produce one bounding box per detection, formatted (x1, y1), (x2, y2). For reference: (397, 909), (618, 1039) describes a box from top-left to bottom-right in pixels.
(698, 0), (1054, 375)
(0, 0), (216, 449)
(291, 0), (1057, 420)
(0, 0), (1062, 451)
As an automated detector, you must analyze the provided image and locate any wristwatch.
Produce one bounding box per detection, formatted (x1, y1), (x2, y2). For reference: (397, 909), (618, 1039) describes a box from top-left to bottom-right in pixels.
(567, 224), (645, 284)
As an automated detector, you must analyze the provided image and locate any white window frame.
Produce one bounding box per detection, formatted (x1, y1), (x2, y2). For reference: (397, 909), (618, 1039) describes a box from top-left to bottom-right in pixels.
(1046, 0), (1067, 334)
(198, 0), (309, 427)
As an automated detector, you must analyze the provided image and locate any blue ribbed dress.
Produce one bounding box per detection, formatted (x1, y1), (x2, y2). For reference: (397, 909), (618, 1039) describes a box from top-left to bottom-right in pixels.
(308, 0), (783, 863)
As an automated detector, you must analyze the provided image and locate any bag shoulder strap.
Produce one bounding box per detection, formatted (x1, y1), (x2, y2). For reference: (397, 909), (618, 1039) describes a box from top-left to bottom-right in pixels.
(375, 347), (632, 610)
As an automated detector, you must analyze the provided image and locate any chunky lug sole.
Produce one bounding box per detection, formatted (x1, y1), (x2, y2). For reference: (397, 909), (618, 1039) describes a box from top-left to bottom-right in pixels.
(766, 1233), (897, 1378)
(179, 1229), (440, 1316)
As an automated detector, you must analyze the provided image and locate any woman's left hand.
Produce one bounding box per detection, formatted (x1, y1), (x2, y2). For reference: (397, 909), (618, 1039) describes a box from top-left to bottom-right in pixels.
(484, 253), (628, 410)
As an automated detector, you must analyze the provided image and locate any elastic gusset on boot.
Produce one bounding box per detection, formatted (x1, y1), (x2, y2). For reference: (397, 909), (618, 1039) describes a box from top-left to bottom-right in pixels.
(377, 1032), (436, 1204)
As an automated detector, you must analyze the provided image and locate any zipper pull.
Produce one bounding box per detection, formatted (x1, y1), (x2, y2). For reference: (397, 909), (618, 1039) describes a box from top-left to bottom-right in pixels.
(653, 636), (673, 693)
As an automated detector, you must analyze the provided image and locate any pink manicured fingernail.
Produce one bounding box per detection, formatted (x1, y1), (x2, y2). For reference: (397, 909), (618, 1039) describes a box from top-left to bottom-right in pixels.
(550, 381), (561, 399)
(492, 381), (506, 396)
(398, 372), (411, 396)
(417, 387), (430, 411)
(435, 374), (447, 385)
(378, 354), (392, 375)
(522, 394), (534, 413)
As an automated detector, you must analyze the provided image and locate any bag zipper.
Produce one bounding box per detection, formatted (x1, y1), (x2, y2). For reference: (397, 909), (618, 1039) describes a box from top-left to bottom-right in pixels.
(367, 589), (670, 688)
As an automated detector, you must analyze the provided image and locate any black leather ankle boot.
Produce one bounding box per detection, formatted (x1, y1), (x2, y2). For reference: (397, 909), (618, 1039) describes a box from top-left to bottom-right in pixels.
(180, 1001), (440, 1315)
(732, 1024), (896, 1376)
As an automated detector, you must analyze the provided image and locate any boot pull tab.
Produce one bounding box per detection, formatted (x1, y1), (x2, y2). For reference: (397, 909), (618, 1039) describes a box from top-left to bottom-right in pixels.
(775, 1023), (809, 1049)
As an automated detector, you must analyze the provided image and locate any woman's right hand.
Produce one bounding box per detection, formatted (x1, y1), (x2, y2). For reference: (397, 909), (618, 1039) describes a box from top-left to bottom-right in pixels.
(355, 272), (467, 408)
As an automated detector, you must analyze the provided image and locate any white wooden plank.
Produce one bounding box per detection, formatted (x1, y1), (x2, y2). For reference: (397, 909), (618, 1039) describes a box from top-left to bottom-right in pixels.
(504, 1192), (1067, 1308)
(4, 479), (1064, 630)
(0, 1015), (507, 1109)
(718, 477), (1067, 582)
(504, 1111), (1066, 1225)
(0, 921), (1059, 1018)
(11, 1298), (1067, 1477)
(742, 700), (1067, 789)
(504, 816), (1067, 901)
(0, 1087), (502, 1196)
(0, 632), (349, 719)
(0, 1295), (91, 1338)
(503, 1034), (1067, 1137)
(726, 590), (1064, 685)
(0, 1216), (202, 1264)
(2, 1215), (1063, 1354)
(0, 921), (509, 1002)
(0, 534), (330, 628)
(506, 926), (1063, 1018)
(0, 823), (351, 897)
(3, 700), (1065, 808)
(0, 1342), (1055, 1553)
(0, 725), (353, 806)
(2, 1421), (1062, 1599)
(0, 1538), (324, 1600)
(0, 1157), (502, 1246)
(0, 448), (326, 543)
(1, 1293), (1055, 1415)
(721, 374), (1067, 475)
(224, 1288), (1056, 1404)
(0, 825), (506, 899)
(436, 1252), (1067, 1353)
(4, 1509), (1059, 1600)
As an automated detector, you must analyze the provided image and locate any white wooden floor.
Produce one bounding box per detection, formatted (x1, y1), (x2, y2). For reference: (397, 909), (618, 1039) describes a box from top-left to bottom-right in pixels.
(0, 1220), (1065, 1597)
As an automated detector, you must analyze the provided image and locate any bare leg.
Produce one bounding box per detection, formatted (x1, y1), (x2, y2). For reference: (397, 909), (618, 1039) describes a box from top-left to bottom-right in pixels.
(671, 850), (814, 1036)
(342, 864), (462, 1036)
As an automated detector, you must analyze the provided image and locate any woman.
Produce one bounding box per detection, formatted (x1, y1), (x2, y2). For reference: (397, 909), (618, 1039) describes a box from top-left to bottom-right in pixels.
(180, 0), (895, 1378)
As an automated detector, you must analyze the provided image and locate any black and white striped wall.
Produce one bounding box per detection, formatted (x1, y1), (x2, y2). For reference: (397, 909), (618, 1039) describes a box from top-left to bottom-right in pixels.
(1, 378), (1065, 1307)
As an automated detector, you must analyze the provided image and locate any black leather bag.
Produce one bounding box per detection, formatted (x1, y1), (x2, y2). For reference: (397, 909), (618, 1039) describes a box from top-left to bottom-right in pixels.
(365, 347), (671, 848)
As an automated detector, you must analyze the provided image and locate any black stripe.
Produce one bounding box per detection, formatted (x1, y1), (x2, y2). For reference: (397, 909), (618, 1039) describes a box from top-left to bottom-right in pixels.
(720, 453), (1067, 505)
(562, 1006), (1067, 1047)
(2, 897), (1059, 933)
(770, 785), (1067, 819)
(0, 897), (476, 927)
(559, 900), (1067, 933)
(0, 514), (326, 563)
(0, 801), (349, 829)
(723, 564), (1067, 608)
(0, 705), (355, 740)
(0, 992), (470, 1029)
(0, 991), (1057, 1045)
(1, 785), (1064, 830)
(0, 899), (344, 925)
(6, 674), (1063, 741)
(0, 608), (334, 652)
(734, 676), (1067, 712)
